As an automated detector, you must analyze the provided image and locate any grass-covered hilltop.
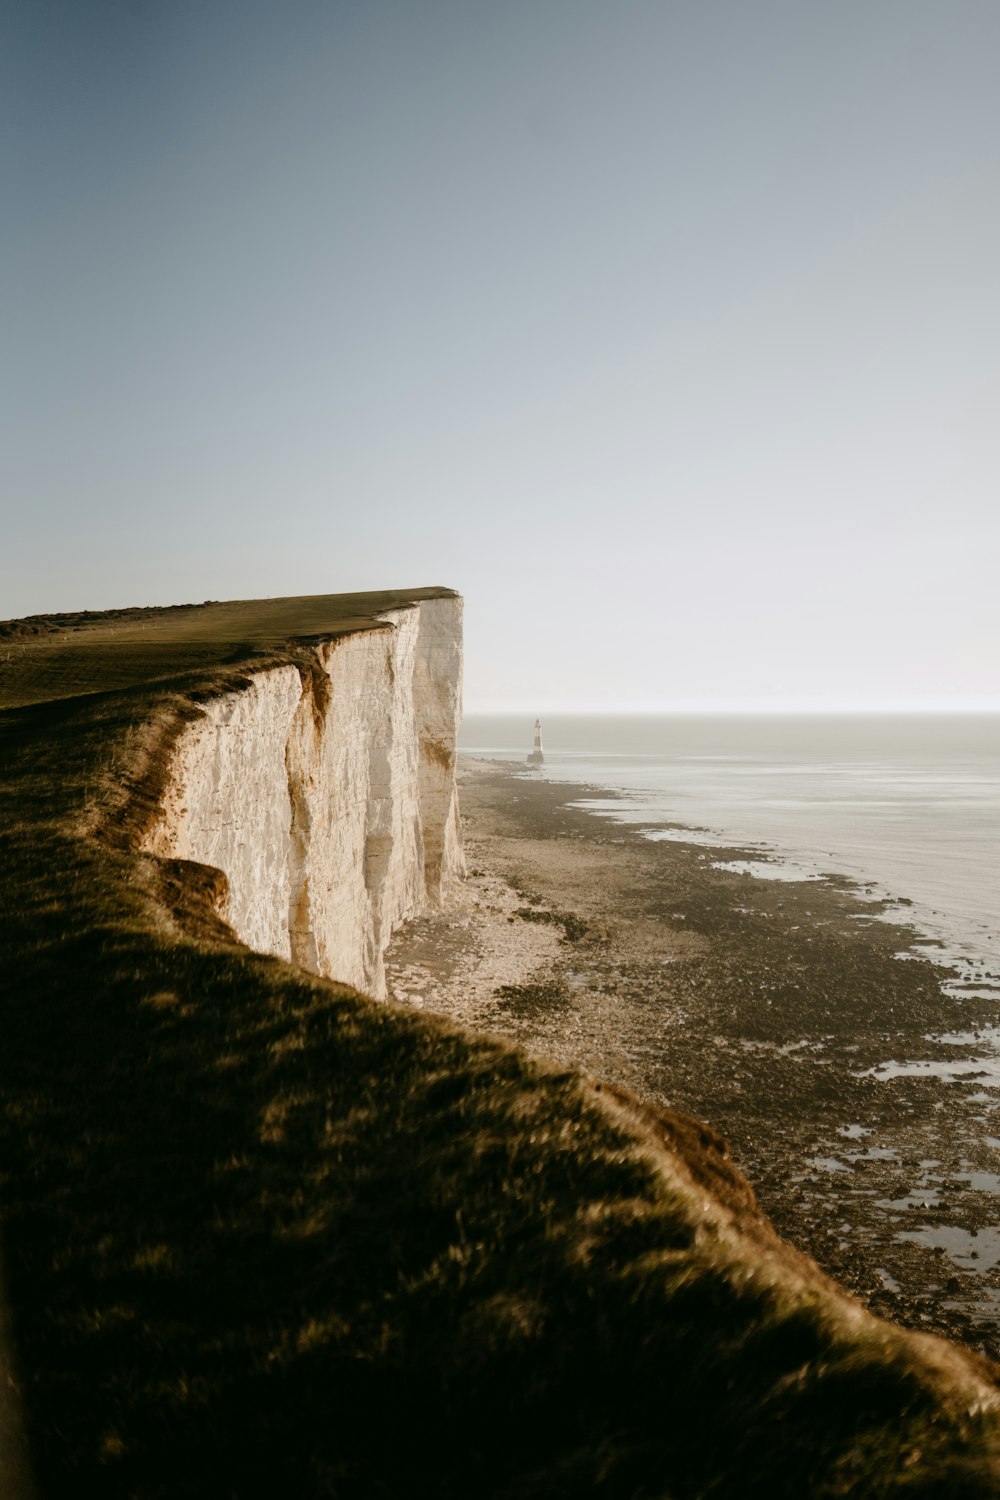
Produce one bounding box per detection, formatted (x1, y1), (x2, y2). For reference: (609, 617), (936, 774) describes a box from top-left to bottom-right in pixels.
(1, 591), (999, 1499)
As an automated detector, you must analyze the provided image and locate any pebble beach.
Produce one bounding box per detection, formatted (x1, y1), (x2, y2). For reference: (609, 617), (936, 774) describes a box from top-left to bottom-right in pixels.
(386, 757), (1000, 1366)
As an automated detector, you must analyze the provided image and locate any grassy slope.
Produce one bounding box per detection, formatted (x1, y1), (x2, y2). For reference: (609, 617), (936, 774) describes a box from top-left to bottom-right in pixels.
(0, 589), (454, 710)
(1, 592), (999, 1498)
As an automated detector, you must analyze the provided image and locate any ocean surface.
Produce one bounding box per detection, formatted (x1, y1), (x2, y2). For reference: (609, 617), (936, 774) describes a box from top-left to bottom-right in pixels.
(459, 714), (1000, 1001)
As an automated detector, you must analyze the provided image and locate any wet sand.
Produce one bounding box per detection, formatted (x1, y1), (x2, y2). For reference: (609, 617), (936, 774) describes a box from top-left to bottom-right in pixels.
(386, 758), (1000, 1364)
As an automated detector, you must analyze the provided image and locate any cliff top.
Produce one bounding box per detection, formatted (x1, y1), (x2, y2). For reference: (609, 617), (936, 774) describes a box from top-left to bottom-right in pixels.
(0, 587), (459, 709)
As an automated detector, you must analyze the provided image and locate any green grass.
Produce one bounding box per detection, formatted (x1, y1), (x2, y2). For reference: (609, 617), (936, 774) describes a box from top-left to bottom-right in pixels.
(1, 591), (999, 1497)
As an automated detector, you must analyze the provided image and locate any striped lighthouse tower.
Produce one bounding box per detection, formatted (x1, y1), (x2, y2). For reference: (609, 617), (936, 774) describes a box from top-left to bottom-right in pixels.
(527, 718), (544, 767)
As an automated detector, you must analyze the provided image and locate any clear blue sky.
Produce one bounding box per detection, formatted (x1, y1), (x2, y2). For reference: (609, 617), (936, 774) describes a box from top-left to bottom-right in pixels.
(3, 0), (998, 710)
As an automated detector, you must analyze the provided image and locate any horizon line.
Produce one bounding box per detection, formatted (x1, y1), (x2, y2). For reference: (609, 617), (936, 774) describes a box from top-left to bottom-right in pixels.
(463, 699), (1000, 717)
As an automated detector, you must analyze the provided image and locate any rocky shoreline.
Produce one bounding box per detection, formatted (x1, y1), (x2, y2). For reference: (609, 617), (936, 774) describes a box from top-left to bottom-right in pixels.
(386, 757), (1000, 1365)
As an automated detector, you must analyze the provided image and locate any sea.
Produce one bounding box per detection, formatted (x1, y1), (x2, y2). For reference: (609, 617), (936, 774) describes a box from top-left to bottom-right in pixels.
(459, 714), (1000, 1003)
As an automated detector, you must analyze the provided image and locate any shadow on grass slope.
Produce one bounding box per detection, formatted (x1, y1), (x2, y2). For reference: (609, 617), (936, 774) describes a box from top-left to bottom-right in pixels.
(1, 598), (999, 1497)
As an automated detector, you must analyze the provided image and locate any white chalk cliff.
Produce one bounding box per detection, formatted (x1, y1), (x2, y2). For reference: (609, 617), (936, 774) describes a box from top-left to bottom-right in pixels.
(142, 596), (464, 997)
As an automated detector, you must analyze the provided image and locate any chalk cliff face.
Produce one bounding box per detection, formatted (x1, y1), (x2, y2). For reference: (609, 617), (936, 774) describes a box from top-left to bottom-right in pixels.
(142, 596), (464, 997)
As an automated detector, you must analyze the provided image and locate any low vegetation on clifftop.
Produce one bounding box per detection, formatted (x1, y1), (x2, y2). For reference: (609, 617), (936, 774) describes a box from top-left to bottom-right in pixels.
(1, 592), (1000, 1498)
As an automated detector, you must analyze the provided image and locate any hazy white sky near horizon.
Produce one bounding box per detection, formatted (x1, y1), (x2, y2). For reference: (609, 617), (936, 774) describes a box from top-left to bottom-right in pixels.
(3, 1), (998, 711)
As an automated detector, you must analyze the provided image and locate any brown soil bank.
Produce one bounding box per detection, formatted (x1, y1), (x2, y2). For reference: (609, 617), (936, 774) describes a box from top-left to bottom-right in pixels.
(2, 602), (1000, 1496)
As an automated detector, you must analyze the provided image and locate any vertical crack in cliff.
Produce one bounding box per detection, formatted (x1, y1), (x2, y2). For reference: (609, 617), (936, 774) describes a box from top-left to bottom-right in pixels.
(362, 638), (397, 994)
(413, 599), (465, 905)
(285, 663), (330, 974)
(361, 614), (424, 997)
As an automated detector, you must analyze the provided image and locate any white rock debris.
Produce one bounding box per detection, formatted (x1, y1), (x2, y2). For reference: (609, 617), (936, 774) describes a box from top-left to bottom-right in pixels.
(142, 597), (464, 998)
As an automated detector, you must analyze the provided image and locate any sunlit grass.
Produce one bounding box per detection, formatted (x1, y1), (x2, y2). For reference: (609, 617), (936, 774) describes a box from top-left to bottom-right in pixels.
(0, 588), (453, 708)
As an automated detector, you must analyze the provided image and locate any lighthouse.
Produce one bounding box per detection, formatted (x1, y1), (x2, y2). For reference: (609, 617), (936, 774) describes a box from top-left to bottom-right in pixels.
(527, 718), (544, 767)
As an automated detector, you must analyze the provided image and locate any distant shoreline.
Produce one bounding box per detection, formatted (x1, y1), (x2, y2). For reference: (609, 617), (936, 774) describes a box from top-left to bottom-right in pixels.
(457, 713), (1000, 1000)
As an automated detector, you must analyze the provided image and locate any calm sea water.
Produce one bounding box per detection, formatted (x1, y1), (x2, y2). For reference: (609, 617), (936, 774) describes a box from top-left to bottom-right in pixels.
(459, 714), (1000, 999)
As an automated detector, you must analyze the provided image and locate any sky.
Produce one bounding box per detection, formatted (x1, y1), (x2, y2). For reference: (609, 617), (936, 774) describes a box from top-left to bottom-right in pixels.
(3, 0), (998, 712)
